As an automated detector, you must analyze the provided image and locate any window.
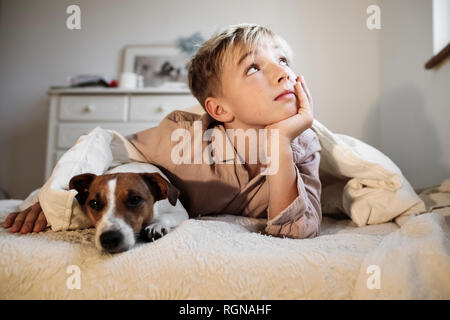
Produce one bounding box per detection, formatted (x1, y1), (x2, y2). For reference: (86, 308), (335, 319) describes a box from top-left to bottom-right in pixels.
(433, 0), (450, 54)
(425, 0), (450, 69)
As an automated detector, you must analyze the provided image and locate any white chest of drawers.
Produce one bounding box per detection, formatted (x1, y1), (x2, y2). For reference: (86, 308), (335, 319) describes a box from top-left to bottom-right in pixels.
(45, 88), (198, 179)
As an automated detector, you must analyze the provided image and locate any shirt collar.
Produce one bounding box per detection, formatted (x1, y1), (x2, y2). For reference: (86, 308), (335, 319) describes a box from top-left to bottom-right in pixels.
(201, 113), (244, 164)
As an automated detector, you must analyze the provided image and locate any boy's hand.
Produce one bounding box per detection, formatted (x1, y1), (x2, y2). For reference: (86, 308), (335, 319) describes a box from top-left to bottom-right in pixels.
(2, 202), (47, 233)
(266, 75), (314, 143)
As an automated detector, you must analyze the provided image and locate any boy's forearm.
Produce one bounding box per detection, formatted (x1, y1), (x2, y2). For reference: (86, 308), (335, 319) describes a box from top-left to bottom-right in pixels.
(266, 138), (299, 221)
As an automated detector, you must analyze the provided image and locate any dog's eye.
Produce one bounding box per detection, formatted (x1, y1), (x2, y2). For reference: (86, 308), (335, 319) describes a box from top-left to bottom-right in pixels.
(126, 195), (143, 208)
(88, 199), (101, 210)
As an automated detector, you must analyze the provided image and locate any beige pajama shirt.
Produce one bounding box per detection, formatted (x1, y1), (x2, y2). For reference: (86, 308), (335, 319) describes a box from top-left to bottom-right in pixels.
(130, 110), (322, 239)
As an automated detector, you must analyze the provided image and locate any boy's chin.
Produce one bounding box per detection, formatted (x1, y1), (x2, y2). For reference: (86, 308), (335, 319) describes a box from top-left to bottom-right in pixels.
(242, 104), (298, 127)
(271, 104), (298, 122)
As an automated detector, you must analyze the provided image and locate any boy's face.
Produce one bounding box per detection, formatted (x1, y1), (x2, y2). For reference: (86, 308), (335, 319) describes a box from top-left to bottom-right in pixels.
(218, 40), (298, 129)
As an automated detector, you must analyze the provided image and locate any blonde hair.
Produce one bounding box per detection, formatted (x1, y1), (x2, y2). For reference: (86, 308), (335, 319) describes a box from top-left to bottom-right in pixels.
(187, 23), (293, 111)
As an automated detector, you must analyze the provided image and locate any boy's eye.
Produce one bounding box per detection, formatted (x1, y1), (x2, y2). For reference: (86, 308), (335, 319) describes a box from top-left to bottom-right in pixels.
(246, 63), (259, 75)
(246, 57), (289, 76)
(280, 57), (289, 66)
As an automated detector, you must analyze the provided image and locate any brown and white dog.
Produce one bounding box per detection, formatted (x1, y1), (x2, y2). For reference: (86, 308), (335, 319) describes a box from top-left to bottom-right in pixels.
(69, 163), (189, 253)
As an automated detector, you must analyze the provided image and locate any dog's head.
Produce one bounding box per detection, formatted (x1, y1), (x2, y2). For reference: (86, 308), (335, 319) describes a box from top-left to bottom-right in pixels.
(69, 172), (179, 253)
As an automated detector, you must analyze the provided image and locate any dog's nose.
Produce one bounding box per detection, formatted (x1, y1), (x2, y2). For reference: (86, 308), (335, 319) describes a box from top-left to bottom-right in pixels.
(100, 230), (123, 251)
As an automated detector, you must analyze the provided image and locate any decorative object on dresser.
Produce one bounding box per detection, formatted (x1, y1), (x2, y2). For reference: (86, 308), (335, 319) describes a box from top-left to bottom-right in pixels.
(122, 32), (204, 90)
(45, 87), (198, 179)
(123, 44), (190, 89)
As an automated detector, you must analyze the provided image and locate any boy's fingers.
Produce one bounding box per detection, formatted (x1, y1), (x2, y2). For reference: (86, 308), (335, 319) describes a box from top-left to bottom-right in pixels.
(295, 81), (309, 109)
(10, 209), (29, 233)
(34, 211), (47, 232)
(299, 76), (312, 99)
(2, 212), (19, 228)
(20, 206), (40, 234)
(301, 82), (313, 114)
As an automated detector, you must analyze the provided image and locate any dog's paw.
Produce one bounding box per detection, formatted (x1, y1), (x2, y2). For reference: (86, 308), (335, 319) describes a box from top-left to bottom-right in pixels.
(141, 222), (170, 242)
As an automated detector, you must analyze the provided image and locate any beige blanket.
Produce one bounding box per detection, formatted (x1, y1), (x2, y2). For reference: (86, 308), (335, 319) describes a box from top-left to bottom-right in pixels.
(1, 179), (449, 299)
(31, 118), (427, 233)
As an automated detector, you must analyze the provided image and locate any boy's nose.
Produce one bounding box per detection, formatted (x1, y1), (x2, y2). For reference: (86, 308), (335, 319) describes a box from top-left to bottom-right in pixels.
(271, 64), (291, 84)
(276, 70), (292, 85)
(277, 73), (289, 83)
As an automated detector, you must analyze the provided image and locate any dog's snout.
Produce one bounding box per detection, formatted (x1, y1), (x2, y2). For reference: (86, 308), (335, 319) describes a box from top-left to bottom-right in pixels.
(100, 230), (123, 251)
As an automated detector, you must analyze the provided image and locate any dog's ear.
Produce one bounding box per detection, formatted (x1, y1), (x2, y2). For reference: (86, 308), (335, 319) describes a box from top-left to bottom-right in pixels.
(69, 173), (96, 205)
(140, 173), (179, 206)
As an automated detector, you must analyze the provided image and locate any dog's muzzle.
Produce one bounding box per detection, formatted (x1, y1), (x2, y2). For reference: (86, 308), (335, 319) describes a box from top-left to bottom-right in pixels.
(100, 230), (125, 252)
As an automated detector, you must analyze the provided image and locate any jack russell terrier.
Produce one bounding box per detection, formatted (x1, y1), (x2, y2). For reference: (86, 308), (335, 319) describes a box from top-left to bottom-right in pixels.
(69, 163), (189, 253)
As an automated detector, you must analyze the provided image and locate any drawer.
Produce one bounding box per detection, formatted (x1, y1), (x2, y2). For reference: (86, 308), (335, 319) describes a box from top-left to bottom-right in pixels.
(57, 123), (158, 149)
(59, 95), (127, 121)
(129, 95), (198, 121)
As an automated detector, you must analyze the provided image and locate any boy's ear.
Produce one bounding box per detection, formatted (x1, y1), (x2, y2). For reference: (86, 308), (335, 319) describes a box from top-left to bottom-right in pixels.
(204, 96), (234, 123)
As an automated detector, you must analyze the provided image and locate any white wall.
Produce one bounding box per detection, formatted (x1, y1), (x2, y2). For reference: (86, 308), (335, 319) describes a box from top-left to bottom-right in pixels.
(1, 0), (446, 198)
(377, 0), (450, 189)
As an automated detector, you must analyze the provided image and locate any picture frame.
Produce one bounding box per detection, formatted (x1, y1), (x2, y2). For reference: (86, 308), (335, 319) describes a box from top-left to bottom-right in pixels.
(122, 44), (191, 89)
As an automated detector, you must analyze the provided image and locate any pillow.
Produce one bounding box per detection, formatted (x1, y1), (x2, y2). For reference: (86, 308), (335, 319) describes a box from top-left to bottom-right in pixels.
(311, 119), (426, 226)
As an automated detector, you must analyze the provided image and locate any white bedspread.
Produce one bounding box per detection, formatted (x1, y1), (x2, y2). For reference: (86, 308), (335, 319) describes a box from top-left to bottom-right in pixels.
(1, 180), (449, 299)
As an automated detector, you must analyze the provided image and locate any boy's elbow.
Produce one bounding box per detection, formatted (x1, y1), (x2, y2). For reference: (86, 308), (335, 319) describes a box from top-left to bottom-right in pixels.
(264, 212), (320, 239)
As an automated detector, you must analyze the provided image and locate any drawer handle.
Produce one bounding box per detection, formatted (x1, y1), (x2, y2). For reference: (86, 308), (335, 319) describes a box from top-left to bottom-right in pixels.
(83, 105), (95, 113)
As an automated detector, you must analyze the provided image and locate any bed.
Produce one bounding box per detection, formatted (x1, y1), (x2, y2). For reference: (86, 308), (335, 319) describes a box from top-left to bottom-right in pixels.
(1, 112), (449, 299)
(0, 178), (449, 300)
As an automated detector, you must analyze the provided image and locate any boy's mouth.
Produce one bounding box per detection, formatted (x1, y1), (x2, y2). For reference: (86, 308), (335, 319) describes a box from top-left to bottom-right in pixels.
(274, 89), (295, 101)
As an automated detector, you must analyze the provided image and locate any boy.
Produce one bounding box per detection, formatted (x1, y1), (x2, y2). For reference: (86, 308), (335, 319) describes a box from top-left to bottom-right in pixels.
(3, 23), (322, 239)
